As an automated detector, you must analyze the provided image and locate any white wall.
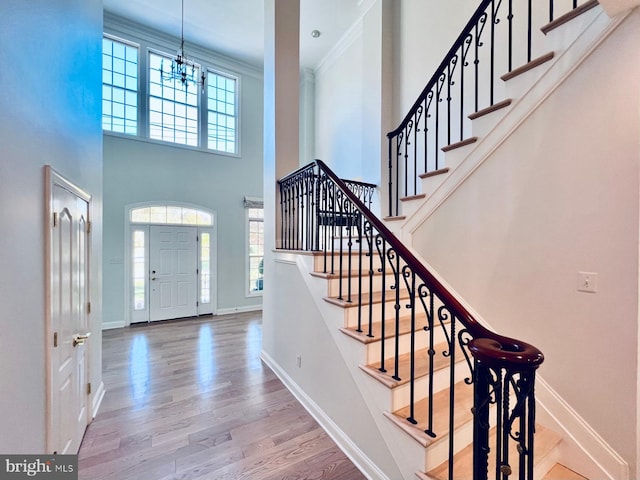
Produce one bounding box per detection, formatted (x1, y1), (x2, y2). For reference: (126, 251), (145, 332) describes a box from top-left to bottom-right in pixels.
(411, 10), (640, 476)
(264, 257), (404, 479)
(0, 0), (103, 453)
(314, 22), (364, 180)
(392, 0), (477, 122)
(102, 21), (264, 326)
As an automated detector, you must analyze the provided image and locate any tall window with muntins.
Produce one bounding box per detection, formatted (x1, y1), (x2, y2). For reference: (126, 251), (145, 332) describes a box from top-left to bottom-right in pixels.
(247, 208), (264, 294)
(207, 71), (237, 153)
(103, 36), (138, 134)
(148, 52), (199, 146)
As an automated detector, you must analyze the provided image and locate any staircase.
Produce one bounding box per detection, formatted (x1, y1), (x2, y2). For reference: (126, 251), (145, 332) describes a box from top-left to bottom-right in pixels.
(313, 244), (562, 479)
(274, 1), (631, 479)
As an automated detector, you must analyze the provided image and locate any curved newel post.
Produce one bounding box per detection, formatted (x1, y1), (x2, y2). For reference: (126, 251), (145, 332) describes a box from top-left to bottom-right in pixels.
(470, 338), (543, 480)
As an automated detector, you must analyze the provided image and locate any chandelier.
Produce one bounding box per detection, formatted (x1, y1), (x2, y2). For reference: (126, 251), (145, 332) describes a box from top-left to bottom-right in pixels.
(160, 0), (205, 91)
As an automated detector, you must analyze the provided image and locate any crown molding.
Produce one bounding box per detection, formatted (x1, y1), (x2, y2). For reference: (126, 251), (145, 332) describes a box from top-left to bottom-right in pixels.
(103, 11), (263, 79)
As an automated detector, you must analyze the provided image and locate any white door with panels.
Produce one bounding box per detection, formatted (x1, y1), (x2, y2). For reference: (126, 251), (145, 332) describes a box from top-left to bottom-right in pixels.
(149, 226), (198, 321)
(47, 167), (91, 454)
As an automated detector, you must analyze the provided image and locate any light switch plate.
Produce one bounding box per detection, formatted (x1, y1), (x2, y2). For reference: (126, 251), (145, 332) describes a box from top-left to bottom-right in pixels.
(577, 272), (598, 293)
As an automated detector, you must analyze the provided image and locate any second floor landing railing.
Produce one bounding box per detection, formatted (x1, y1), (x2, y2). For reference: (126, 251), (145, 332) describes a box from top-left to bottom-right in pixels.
(278, 160), (544, 480)
(387, 0), (597, 217)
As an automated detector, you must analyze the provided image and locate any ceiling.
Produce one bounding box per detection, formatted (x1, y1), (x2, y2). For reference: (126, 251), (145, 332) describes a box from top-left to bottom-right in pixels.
(102, 0), (364, 69)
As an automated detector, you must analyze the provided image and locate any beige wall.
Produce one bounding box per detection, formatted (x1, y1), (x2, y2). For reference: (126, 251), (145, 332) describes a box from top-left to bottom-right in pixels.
(411, 10), (640, 476)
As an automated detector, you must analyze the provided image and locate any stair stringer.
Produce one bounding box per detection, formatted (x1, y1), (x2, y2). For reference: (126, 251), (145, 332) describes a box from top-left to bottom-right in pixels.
(394, 8), (635, 480)
(399, 6), (625, 242)
(292, 252), (438, 480)
(263, 251), (405, 480)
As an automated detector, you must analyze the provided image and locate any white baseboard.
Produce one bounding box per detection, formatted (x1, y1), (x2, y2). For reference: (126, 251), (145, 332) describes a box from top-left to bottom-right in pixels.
(91, 381), (105, 419)
(102, 320), (125, 330)
(537, 377), (629, 480)
(216, 305), (262, 315)
(261, 350), (391, 480)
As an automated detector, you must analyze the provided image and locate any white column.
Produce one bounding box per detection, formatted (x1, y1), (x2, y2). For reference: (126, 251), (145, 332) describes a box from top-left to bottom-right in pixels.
(262, 0), (300, 347)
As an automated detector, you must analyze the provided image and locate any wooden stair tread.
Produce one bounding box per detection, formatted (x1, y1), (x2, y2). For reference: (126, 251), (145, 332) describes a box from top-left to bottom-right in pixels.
(419, 168), (450, 179)
(441, 136), (478, 152)
(339, 312), (430, 343)
(501, 52), (555, 81)
(360, 342), (466, 389)
(386, 381), (474, 447)
(542, 463), (589, 480)
(468, 99), (512, 120)
(310, 269), (384, 279)
(426, 424), (561, 480)
(541, 0), (599, 35)
(401, 193), (427, 202)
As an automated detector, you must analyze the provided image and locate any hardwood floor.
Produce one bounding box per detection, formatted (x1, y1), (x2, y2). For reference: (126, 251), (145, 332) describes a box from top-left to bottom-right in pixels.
(78, 312), (366, 480)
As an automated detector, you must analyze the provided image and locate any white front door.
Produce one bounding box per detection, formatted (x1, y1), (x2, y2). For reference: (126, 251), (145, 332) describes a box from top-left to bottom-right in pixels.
(49, 173), (91, 454)
(149, 226), (198, 321)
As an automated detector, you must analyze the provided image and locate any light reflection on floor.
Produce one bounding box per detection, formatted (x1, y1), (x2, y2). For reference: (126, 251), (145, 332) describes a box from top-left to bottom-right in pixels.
(198, 323), (215, 389)
(129, 334), (149, 405)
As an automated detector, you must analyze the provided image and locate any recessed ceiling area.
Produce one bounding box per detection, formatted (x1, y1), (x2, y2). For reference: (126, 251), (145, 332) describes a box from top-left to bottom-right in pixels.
(102, 0), (364, 69)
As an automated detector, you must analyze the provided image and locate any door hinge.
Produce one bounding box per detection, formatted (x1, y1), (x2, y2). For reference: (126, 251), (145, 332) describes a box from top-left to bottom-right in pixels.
(87, 302), (91, 314)
(53, 332), (58, 348)
(87, 382), (92, 395)
(53, 212), (58, 227)
(86, 221), (92, 234)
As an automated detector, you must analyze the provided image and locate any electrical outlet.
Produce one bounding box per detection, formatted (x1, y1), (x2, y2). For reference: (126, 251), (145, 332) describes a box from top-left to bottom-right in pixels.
(577, 272), (598, 293)
(296, 355), (302, 368)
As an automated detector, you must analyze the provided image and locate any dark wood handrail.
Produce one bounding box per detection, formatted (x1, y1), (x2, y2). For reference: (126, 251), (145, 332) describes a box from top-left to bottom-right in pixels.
(314, 158), (544, 371)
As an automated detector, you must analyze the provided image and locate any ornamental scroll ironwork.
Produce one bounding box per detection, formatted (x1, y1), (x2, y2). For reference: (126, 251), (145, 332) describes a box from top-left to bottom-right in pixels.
(387, 0), (594, 218)
(278, 159), (544, 480)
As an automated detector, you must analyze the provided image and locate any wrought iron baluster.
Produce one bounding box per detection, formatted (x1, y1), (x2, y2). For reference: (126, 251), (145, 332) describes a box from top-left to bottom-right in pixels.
(366, 222), (375, 337)
(508, 0), (514, 72)
(387, 248), (401, 381)
(447, 315), (457, 480)
(502, 372), (511, 480)
(473, 360), (492, 480)
(490, 0), (496, 107)
(527, 0), (533, 63)
(376, 235), (387, 373)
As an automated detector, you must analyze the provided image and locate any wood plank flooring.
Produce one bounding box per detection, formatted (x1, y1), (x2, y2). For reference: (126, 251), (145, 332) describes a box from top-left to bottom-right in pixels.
(78, 312), (366, 480)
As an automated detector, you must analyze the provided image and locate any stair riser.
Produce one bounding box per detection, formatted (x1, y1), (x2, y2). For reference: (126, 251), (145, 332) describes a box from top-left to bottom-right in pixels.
(424, 419), (475, 472)
(503, 58), (553, 100)
(420, 174), (449, 197)
(364, 327), (451, 364)
(442, 142), (476, 171)
(470, 105), (513, 138)
(390, 360), (472, 412)
(314, 251), (388, 273)
(324, 273), (407, 298)
(343, 298), (415, 328)
(365, 329), (428, 364)
(400, 197), (425, 218)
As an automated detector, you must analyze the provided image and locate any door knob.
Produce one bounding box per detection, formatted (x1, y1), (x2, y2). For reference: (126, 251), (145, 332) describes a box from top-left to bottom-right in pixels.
(73, 332), (91, 347)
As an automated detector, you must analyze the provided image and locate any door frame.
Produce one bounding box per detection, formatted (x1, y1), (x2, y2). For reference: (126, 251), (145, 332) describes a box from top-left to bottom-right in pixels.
(44, 165), (92, 454)
(123, 202), (218, 326)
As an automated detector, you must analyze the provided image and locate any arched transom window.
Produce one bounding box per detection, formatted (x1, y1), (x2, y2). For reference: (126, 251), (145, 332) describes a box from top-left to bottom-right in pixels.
(130, 205), (213, 226)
